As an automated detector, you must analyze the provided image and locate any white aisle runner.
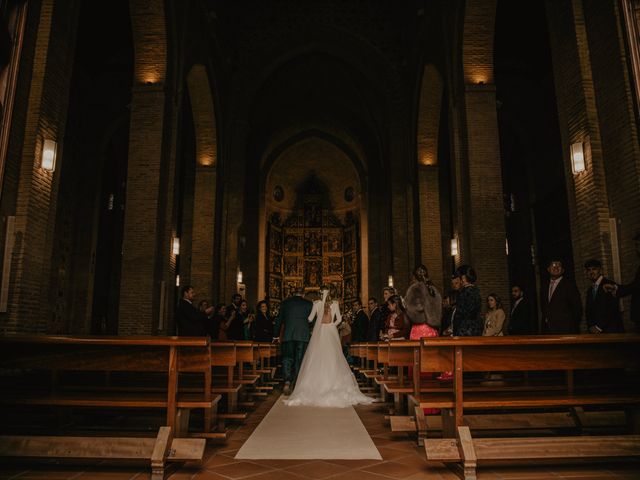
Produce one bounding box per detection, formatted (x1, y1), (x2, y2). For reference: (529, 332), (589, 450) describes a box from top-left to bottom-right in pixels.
(235, 396), (382, 460)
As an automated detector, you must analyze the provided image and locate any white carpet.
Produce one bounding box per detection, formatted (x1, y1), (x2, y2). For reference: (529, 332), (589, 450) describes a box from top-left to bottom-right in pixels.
(234, 396), (382, 460)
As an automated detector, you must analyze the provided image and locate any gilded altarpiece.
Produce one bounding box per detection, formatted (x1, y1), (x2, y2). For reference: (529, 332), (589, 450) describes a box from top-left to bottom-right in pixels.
(267, 200), (359, 311)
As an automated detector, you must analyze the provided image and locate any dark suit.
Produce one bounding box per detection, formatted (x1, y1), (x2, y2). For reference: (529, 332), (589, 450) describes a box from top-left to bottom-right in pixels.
(585, 277), (623, 333)
(617, 265), (640, 329)
(541, 277), (582, 334)
(367, 307), (384, 341)
(352, 309), (369, 342)
(225, 303), (244, 340)
(508, 297), (535, 335)
(274, 295), (313, 383)
(176, 299), (207, 336)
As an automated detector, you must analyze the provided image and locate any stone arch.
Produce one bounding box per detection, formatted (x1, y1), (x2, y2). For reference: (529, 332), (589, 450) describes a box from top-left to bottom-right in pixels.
(416, 64), (445, 290)
(186, 64), (219, 302)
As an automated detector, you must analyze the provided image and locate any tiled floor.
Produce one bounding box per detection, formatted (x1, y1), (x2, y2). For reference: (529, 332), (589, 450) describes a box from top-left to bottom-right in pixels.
(1, 390), (639, 479)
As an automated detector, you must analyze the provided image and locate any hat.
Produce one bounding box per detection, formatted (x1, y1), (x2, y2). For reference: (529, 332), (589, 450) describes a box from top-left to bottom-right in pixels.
(584, 259), (602, 269)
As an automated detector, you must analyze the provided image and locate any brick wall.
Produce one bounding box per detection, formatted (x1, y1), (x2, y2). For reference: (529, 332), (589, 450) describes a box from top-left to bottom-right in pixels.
(416, 65), (445, 291)
(1, 0), (80, 334)
(464, 84), (509, 303)
(545, 0), (627, 325)
(582, 0), (640, 317)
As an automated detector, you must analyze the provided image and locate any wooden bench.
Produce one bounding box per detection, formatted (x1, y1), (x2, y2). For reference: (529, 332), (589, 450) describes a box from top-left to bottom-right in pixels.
(414, 335), (640, 478)
(0, 336), (216, 477)
(0, 335), (219, 436)
(0, 426), (204, 480)
(427, 426), (640, 480)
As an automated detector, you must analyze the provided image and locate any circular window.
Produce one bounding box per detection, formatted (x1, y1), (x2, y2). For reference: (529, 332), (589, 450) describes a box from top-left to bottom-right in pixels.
(344, 186), (355, 202)
(273, 185), (284, 202)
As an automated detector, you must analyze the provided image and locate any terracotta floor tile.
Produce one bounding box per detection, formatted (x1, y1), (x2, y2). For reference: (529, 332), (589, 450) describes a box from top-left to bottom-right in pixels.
(361, 460), (424, 479)
(241, 471), (306, 480)
(325, 470), (390, 480)
(204, 454), (242, 468)
(377, 447), (415, 461)
(190, 472), (230, 480)
(206, 461), (273, 479)
(246, 459), (312, 468)
(284, 460), (351, 479)
(74, 470), (142, 479)
(324, 459), (381, 468)
(12, 468), (84, 479)
(393, 454), (429, 469)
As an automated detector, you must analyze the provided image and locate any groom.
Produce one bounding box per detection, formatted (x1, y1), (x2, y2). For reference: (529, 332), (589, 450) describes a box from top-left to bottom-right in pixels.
(273, 287), (313, 395)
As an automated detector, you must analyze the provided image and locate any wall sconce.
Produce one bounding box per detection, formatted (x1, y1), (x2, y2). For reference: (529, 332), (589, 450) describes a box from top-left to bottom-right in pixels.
(505, 238), (510, 256)
(388, 275), (394, 288)
(172, 237), (180, 255)
(237, 270), (243, 284)
(451, 238), (459, 257)
(41, 139), (57, 172)
(570, 142), (585, 174)
(175, 275), (180, 287)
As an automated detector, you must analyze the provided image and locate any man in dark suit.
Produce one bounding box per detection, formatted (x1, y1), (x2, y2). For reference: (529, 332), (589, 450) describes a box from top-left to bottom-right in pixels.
(605, 234), (640, 332)
(351, 299), (369, 342)
(176, 285), (213, 336)
(508, 284), (535, 335)
(366, 297), (384, 341)
(584, 259), (623, 333)
(273, 288), (313, 394)
(540, 259), (582, 334)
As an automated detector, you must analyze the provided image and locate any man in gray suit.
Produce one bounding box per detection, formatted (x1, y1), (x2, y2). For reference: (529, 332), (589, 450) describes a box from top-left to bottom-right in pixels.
(273, 288), (313, 395)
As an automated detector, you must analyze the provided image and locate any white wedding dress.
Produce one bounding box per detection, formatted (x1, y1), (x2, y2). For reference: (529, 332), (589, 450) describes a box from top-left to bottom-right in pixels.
(284, 292), (374, 408)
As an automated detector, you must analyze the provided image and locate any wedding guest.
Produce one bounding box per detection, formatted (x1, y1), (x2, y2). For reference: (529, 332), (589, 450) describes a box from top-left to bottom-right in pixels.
(208, 303), (226, 339)
(382, 295), (409, 340)
(380, 286), (396, 325)
(483, 293), (506, 336)
(367, 297), (384, 341)
(239, 300), (255, 340)
(351, 299), (369, 342)
(540, 259), (582, 333)
(584, 259), (623, 333)
(405, 264), (441, 340)
(452, 265), (482, 336)
(508, 285), (534, 335)
(225, 304), (244, 340)
(604, 233), (640, 332)
(441, 273), (461, 336)
(176, 285), (212, 336)
(254, 300), (274, 341)
(226, 293), (242, 317)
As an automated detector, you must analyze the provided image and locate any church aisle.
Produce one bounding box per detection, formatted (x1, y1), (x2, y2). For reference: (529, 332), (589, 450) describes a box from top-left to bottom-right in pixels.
(234, 395), (381, 460)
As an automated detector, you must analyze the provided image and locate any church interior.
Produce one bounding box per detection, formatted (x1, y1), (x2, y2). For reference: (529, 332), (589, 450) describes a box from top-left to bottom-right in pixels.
(0, 0), (639, 478)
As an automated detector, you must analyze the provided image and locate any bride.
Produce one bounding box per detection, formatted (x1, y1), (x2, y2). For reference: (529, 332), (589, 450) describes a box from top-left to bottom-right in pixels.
(284, 286), (374, 408)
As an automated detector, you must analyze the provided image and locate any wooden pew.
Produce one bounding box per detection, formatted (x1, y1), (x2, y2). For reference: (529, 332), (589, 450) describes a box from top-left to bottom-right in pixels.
(0, 335), (217, 436)
(383, 340), (420, 414)
(0, 335), (213, 477)
(415, 335), (640, 479)
(427, 426), (640, 480)
(0, 426), (204, 480)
